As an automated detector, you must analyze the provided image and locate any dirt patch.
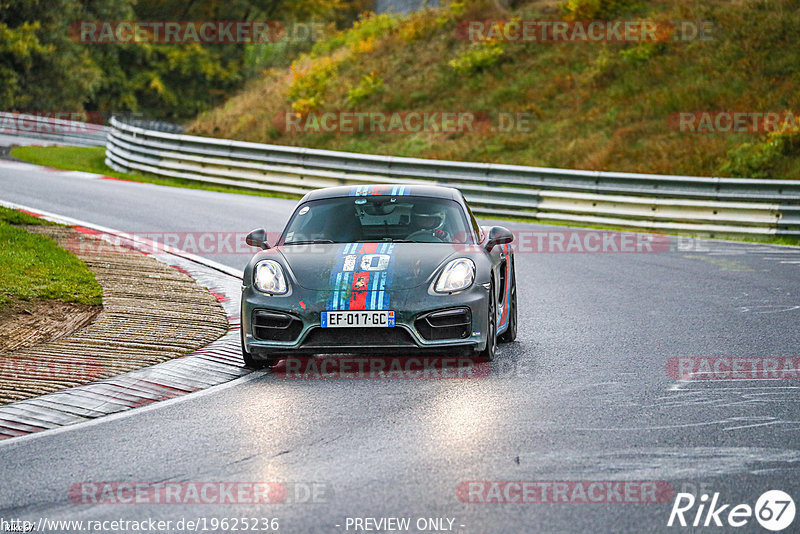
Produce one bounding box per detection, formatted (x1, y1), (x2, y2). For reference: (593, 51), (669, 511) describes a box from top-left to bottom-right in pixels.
(0, 299), (101, 353)
(0, 225), (229, 405)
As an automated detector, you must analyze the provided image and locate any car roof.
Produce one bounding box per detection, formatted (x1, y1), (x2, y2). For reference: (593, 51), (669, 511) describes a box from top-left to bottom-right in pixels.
(300, 184), (463, 202)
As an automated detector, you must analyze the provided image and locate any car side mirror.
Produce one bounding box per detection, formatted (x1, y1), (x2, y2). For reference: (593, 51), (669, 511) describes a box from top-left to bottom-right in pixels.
(246, 228), (270, 250)
(485, 226), (514, 252)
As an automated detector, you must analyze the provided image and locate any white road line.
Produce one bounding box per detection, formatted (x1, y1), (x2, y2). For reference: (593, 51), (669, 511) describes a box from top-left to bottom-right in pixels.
(0, 371), (266, 448)
(0, 161), (42, 171)
(58, 171), (103, 179)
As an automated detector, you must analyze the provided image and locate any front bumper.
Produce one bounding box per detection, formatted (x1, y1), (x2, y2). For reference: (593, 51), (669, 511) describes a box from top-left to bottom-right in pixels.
(241, 283), (490, 358)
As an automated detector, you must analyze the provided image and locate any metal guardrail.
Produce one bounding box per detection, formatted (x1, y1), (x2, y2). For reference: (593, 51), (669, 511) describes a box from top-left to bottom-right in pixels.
(112, 114), (185, 135)
(105, 116), (800, 237)
(0, 112), (108, 147)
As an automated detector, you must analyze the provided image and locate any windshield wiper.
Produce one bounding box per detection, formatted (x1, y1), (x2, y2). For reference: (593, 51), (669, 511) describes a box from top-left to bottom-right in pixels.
(356, 238), (414, 243)
(355, 238), (446, 243)
(284, 239), (335, 245)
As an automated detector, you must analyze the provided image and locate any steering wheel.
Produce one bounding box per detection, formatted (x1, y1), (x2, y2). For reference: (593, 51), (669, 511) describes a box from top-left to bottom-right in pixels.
(406, 228), (450, 242)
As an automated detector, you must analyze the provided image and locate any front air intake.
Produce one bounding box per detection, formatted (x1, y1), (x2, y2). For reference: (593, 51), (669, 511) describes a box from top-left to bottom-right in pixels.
(415, 307), (472, 341)
(252, 310), (303, 342)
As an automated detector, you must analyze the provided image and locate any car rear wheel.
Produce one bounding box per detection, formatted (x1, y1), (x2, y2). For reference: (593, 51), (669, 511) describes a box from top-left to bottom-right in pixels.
(477, 283), (497, 361)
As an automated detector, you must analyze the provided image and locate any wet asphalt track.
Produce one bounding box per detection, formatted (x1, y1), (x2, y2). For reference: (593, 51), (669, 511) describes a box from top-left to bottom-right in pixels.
(1, 162), (799, 533)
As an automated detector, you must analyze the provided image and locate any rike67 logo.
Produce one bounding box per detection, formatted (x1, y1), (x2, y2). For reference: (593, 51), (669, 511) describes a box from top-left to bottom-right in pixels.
(668, 490), (795, 531)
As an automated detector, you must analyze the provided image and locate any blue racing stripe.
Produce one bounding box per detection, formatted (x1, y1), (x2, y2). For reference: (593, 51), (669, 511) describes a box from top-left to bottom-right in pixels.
(326, 242), (398, 311)
(349, 184), (411, 197)
(333, 272), (343, 310)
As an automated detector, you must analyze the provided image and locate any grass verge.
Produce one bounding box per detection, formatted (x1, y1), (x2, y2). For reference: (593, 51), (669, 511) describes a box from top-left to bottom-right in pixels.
(0, 206), (103, 309)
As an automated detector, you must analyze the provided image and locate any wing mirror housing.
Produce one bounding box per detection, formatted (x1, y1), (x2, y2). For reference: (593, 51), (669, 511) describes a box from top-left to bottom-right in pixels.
(485, 226), (514, 252)
(246, 228), (271, 250)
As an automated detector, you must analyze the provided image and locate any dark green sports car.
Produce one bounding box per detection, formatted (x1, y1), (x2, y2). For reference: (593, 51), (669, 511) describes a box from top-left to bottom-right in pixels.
(241, 184), (517, 368)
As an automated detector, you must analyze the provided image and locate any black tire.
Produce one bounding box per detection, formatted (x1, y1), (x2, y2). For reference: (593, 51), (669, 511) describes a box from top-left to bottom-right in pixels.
(477, 282), (497, 362)
(241, 328), (276, 369)
(499, 263), (517, 343)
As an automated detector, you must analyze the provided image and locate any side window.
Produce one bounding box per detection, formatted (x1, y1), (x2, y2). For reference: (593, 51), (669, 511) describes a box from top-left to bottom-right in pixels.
(466, 204), (482, 242)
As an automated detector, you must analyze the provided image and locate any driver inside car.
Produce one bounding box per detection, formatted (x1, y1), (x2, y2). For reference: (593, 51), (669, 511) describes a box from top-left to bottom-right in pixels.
(406, 203), (451, 241)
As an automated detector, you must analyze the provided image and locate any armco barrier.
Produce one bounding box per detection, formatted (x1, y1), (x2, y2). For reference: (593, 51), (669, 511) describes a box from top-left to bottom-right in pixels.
(1, 112), (107, 147)
(103, 115), (800, 237)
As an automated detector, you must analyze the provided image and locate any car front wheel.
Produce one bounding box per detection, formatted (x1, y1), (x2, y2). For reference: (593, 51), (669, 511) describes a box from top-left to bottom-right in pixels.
(499, 268), (517, 343)
(477, 283), (497, 362)
(241, 329), (277, 369)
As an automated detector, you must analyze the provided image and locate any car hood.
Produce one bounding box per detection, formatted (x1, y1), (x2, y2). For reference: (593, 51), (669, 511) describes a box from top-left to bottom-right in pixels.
(277, 242), (473, 290)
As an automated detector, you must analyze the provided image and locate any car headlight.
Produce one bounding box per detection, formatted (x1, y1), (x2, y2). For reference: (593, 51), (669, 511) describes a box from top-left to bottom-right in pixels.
(253, 260), (288, 294)
(434, 258), (475, 293)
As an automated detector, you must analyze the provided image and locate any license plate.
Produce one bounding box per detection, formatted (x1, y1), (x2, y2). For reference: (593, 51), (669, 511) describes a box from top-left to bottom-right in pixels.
(321, 310), (395, 328)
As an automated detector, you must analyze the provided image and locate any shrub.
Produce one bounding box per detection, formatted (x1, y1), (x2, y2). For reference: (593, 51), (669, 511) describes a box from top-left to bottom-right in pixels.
(288, 57), (339, 112)
(311, 12), (401, 57)
(347, 73), (384, 105)
(449, 41), (504, 74)
(718, 124), (800, 178)
(718, 141), (781, 179)
(562, 0), (643, 20)
(768, 127), (800, 156)
(619, 41), (665, 64)
(448, 19), (513, 75)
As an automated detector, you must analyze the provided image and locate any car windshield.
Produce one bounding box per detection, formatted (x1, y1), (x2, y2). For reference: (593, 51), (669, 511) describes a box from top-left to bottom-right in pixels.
(282, 195), (474, 244)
